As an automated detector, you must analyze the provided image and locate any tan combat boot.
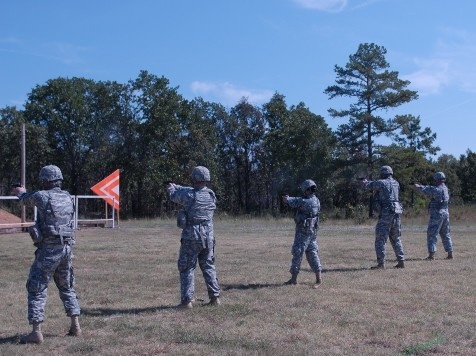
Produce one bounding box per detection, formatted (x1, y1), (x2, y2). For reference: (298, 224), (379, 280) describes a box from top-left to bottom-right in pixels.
(68, 315), (82, 336)
(446, 252), (453, 260)
(176, 300), (193, 309)
(207, 296), (221, 306)
(284, 273), (298, 285)
(426, 252), (435, 260)
(20, 322), (44, 344)
(313, 271), (322, 289)
(394, 260), (405, 269)
(370, 263), (385, 270)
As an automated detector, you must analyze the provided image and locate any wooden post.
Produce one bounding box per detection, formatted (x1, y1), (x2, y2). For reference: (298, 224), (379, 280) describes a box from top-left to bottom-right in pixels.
(21, 123), (26, 224)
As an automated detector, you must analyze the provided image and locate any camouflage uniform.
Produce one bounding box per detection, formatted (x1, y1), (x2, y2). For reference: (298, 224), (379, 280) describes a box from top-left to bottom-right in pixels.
(18, 170), (80, 325)
(284, 180), (322, 276)
(362, 166), (405, 267)
(167, 168), (220, 305)
(415, 173), (453, 255)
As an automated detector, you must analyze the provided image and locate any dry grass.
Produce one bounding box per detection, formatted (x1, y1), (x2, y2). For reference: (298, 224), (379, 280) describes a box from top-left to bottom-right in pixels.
(0, 216), (475, 355)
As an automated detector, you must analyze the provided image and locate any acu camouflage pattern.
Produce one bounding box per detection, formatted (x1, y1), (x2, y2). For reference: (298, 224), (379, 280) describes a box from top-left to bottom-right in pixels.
(190, 166), (211, 182)
(363, 176), (405, 265)
(415, 182), (453, 253)
(168, 185), (220, 303)
(39, 164), (64, 182)
(18, 187), (80, 324)
(285, 193), (322, 274)
(26, 245), (79, 323)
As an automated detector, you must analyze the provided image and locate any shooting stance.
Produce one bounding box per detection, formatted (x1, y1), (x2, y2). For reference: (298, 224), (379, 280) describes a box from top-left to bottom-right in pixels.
(166, 166), (221, 309)
(412, 172), (453, 260)
(360, 166), (405, 269)
(282, 179), (322, 288)
(12, 165), (81, 344)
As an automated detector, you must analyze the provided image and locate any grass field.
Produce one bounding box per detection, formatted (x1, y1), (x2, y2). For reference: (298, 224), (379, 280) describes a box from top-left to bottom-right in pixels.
(0, 216), (474, 355)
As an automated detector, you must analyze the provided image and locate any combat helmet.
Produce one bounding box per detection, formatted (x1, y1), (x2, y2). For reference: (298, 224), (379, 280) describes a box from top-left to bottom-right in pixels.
(434, 172), (446, 181)
(39, 165), (63, 182)
(380, 165), (393, 176)
(191, 166), (211, 182)
(300, 179), (317, 192)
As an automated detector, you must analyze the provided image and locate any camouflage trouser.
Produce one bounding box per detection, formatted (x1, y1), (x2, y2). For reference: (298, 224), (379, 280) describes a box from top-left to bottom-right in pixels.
(375, 213), (405, 265)
(427, 209), (453, 253)
(178, 239), (220, 303)
(26, 244), (80, 324)
(289, 229), (321, 274)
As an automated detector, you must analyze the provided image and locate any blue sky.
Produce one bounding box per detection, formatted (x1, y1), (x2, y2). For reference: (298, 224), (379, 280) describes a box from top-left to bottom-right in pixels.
(1, 0), (475, 158)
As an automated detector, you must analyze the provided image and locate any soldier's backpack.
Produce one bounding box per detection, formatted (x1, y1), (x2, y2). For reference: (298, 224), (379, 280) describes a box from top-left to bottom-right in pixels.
(40, 190), (75, 241)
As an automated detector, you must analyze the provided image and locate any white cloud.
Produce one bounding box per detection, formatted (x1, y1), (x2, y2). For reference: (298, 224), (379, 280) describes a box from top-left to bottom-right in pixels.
(405, 28), (476, 95)
(403, 59), (450, 95)
(46, 42), (89, 65)
(0, 36), (22, 44)
(293, 0), (347, 12)
(190, 81), (274, 106)
(0, 36), (88, 66)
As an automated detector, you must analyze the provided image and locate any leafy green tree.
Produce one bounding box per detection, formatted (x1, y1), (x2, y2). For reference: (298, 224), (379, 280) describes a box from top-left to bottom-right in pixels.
(324, 43), (419, 216)
(215, 98), (266, 214)
(174, 98), (223, 179)
(186, 98), (228, 209)
(158, 97), (225, 216)
(433, 154), (461, 203)
(23, 77), (122, 195)
(261, 93), (292, 213)
(377, 144), (431, 208)
(263, 94), (336, 212)
(381, 115), (440, 206)
(457, 150), (476, 202)
(124, 71), (187, 217)
(1, 107), (48, 191)
(392, 115), (439, 156)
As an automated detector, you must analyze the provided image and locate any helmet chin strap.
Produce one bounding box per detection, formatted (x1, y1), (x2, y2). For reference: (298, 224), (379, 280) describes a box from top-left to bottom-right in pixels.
(193, 181), (207, 188)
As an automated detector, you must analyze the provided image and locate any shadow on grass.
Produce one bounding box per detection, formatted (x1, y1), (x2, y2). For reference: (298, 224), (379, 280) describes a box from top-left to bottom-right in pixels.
(0, 332), (84, 345)
(405, 257), (432, 261)
(0, 335), (20, 345)
(321, 267), (372, 273)
(222, 283), (284, 291)
(81, 305), (175, 317)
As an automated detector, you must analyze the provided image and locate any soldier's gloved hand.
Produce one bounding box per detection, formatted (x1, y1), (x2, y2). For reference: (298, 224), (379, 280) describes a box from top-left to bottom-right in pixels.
(12, 186), (26, 196)
(163, 180), (175, 189)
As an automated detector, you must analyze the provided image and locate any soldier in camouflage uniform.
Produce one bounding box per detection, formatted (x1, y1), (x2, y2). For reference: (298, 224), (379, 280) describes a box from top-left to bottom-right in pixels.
(361, 166), (405, 269)
(12, 165), (81, 344)
(282, 179), (322, 288)
(166, 166), (220, 309)
(412, 172), (453, 260)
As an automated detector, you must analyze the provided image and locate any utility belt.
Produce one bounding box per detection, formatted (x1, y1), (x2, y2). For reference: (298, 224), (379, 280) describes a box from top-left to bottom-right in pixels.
(295, 215), (319, 233)
(429, 202), (448, 210)
(29, 225), (75, 246)
(188, 218), (210, 226)
(303, 216), (319, 228)
(177, 210), (210, 229)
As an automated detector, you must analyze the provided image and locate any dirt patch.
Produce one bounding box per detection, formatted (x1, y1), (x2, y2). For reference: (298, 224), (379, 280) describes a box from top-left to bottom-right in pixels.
(0, 208), (25, 233)
(0, 209), (21, 223)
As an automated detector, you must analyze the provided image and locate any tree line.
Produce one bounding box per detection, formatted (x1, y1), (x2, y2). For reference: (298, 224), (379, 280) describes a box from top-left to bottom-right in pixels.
(1, 43), (475, 219)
